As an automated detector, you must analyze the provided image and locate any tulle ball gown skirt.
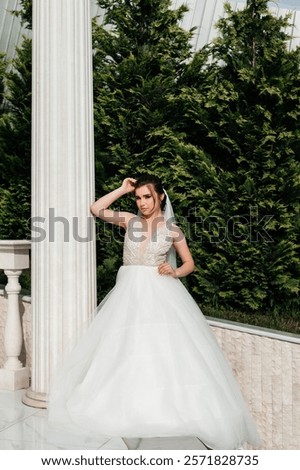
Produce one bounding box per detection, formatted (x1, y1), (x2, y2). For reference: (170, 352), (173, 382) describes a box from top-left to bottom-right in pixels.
(48, 265), (260, 450)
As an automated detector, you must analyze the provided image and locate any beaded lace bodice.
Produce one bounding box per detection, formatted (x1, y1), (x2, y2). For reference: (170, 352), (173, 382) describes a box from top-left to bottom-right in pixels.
(123, 218), (173, 266)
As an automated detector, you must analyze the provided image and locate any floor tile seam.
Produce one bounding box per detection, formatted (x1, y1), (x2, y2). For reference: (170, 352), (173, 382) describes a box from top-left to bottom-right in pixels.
(0, 436), (42, 445)
(97, 439), (124, 449)
(0, 408), (42, 433)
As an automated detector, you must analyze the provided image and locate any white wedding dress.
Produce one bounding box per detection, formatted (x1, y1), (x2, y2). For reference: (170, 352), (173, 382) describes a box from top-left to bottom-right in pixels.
(47, 219), (260, 450)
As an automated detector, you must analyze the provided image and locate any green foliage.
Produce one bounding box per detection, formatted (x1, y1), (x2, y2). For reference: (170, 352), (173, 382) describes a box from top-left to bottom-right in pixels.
(175, 0), (300, 313)
(11, 0), (32, 29)
(93, 0), (194, 179)
(0, 179), (31, 239)
(0, 54), (5, 105)
(202, 304), (300, 335)
(0, 37), (32, 239)
(1, 38), (32, 184)
(0, 54), (8, 159)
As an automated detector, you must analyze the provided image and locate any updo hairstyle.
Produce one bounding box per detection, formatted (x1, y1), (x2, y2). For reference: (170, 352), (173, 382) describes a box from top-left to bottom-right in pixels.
(134, 174), (166, 211)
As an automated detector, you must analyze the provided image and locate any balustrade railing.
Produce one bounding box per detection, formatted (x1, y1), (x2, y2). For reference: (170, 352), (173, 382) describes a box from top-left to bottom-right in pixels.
(0, 240), (31, 390)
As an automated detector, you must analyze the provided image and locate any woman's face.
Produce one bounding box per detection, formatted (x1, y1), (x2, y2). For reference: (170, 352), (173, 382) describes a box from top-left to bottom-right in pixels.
(135, 184), (162, 217)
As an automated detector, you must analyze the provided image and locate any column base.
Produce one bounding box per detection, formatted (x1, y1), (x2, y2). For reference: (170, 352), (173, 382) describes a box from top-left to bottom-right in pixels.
(0, 367), (30, 391)
(22, 387), (48, 409)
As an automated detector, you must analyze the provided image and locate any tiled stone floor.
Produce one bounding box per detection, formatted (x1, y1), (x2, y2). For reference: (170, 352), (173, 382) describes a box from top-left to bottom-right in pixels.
(0, 389), (206, 450)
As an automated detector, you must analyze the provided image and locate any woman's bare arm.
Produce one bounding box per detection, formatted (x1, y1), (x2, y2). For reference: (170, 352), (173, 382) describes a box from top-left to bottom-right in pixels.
(158, 226), (195, 278)
(90, 178), (136, 229)
(173, 233), (195, 278)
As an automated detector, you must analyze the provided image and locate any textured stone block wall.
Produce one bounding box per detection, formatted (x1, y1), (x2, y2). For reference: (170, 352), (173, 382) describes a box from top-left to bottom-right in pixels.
(209, 322), (300, 450)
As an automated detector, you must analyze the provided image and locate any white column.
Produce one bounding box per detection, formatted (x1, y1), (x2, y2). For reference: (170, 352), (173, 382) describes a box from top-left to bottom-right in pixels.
(23, 0), (96, 408)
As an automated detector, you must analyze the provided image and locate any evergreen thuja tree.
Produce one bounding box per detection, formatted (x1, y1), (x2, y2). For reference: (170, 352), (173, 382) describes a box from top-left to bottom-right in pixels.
(0, 54), (5, 106)
(93, 0), (194, 180)
(176, 0), (300, 314)
(0, 54), (7, 162)
(0, 5), (32, 240)
(0, 39), (32, 240)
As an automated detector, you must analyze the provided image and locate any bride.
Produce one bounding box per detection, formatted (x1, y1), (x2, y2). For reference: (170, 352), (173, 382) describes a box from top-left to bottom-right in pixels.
(47, 173), (260, 450)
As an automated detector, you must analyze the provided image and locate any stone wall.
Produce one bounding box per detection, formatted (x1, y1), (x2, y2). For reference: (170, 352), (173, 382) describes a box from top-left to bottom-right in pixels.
(1, 290), (299, 449)
(209, 320), (300, 450)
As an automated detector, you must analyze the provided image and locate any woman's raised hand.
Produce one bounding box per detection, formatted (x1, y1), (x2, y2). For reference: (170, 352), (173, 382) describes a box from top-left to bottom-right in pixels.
(121, 177), (137, 193)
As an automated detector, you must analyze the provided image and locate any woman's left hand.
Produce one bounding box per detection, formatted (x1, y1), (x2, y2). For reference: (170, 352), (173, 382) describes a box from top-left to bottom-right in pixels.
(158, 262), (176, 277)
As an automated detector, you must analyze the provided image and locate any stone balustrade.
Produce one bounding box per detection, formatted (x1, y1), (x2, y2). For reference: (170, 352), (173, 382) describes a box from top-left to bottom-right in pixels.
(0, 240), (31, 390)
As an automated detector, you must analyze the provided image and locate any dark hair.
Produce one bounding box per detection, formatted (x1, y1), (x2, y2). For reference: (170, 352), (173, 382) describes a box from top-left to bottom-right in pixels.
(134, 173), (166, 210)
